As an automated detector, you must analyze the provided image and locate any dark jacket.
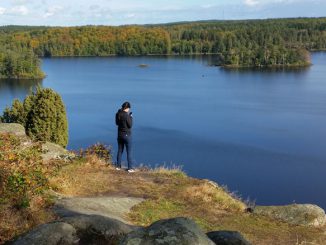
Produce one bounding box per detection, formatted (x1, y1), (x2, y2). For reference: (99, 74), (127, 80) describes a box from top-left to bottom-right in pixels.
(115, 109), (133, 138)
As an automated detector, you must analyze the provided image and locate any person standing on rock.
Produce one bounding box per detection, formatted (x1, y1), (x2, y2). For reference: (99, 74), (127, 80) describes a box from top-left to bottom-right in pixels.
(115, 101), (135, 173)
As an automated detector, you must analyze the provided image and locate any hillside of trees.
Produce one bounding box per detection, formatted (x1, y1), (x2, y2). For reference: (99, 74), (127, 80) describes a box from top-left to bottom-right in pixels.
(163, 18), (325, 66)
(0, 26), (171, 57)
(0, 17), (326, 77)
(0, 48), (45, 79)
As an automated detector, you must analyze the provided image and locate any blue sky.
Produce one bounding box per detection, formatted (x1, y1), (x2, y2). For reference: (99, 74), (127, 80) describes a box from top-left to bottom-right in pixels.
(0, 0), (325, 26)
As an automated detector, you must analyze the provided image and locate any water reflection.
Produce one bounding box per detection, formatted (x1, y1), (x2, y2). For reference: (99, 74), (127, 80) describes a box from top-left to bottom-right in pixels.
(221, 65), (311, 74)
(0, 78), (42, 91)
(0, 79), (42, 110)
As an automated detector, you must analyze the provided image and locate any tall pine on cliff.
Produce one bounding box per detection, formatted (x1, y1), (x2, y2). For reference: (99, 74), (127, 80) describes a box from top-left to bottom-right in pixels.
(1, 87), (68, 148)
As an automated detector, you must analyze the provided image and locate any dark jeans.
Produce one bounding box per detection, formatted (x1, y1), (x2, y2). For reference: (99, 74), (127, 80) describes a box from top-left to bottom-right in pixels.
(116, 134), (133, 169)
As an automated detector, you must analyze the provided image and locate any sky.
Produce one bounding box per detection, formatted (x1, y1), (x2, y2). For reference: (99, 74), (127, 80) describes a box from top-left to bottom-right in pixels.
(0, 0), (325, 26)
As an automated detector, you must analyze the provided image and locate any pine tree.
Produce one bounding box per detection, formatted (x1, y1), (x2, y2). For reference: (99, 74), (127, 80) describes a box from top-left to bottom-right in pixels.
(26, 88), (68, 148)
(1, 88), (69, 148)
(1, 99), (25, 125)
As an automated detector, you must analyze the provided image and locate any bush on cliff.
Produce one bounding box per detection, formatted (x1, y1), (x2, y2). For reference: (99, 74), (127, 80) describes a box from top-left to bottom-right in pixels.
(1, 87), (68, 148)
(1, 99), (26, 125)
(0, 133), (57, 243)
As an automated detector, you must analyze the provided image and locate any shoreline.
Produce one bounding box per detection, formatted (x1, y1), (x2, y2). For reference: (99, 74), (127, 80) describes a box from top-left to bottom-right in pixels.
(39, 52), (317, 69)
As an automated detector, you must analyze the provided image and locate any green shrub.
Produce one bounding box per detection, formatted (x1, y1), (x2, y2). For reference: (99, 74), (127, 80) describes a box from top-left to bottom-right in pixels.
(1, 87), (69, 148)
(27, 88), (68, 147)
(1, 99), (26, 124)
(0, 133), (51, 210)
(7, 172), (30, 209)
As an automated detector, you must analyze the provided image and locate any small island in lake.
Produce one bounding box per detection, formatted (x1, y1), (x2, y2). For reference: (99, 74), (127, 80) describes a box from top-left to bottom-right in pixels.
(138, 64), (149, 68)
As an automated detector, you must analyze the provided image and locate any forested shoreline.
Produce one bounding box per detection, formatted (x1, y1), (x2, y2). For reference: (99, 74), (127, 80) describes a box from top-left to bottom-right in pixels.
(1, 17), (326, 78)
(0, 49), (45, 79)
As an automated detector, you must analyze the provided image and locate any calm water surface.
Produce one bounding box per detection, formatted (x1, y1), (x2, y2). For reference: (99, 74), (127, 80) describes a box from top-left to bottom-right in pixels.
(1, 53), (326, 208)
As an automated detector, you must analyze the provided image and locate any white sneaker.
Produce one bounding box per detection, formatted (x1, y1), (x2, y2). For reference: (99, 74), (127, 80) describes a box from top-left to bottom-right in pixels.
(116, 167), (121, 170)
(127, 169), (135, 173)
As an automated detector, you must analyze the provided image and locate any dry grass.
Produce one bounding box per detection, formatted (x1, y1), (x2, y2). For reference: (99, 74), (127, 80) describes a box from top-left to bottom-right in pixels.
(0, 198), (55, 244)
(2, 133), (326, 245)
(182, 182), (246, 212)
(49, 158), (326, 245)
(0, 133), (57, 244)
(150, 164), (187, 178)
(50, 159), (244, 211)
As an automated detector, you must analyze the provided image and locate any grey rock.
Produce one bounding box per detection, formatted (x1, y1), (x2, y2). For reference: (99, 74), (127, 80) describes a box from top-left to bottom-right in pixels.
(11, 215), (137, 245)
(0, 123), (26, 137)
(0, 124), (72, 161)
(254, 204), (326, 227)
(54, 197), (144, 224)
(120, 217), (215, 245)
(62, 214), (136, 245)
(206, 231), (251, 245)
(12, 222), (78, 245)
(42, 142), (75, 161)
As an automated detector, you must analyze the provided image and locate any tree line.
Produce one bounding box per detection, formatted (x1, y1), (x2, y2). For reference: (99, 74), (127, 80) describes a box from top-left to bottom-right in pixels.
(163, 18), (326, 66)
(1, 17), (326, 77)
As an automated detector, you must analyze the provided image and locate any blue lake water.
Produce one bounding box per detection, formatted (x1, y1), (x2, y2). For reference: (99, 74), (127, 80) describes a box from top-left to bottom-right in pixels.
(1, 53), (326, 208)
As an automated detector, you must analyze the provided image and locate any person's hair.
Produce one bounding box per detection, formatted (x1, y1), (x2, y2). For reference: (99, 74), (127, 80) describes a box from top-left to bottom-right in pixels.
(121, 101), (131, 110)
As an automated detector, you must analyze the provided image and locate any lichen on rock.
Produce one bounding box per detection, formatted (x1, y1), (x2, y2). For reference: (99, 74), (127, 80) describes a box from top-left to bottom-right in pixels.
(120, 217), (215, 245)
(253, 204), (326, 227)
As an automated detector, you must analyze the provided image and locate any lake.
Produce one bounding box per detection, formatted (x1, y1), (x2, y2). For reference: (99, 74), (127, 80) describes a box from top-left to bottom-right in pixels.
(1, 53), (326, 209)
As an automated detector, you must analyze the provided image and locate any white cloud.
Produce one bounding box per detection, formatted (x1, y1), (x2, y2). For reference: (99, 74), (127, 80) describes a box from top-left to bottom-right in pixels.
(86, 5), (113, 19)
(244, 0), (260, 6)
(7, 5), (29, 15)
(0, 7), (6, 15)
(11, 0), (30, 5)
(125, 13), (136, 18)
(43, 6), (63, 18)
(244, 0), (297, 6)
(201, 4), (214, 9)
(89, 5), (100, 11)
(0, 0), (324, 26)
